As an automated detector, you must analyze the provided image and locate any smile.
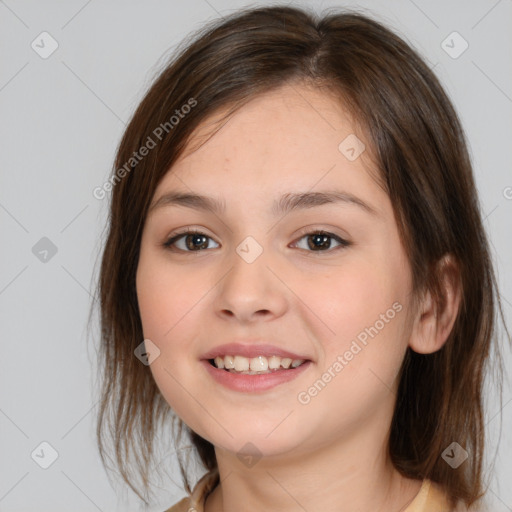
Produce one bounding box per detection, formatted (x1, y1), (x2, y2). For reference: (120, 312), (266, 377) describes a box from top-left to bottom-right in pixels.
(211, 354), (306, 374)
(203, 358), (312, 393)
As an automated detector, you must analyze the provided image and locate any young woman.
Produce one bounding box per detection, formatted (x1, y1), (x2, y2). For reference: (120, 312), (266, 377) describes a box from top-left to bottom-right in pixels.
(93, 5), (509, 511)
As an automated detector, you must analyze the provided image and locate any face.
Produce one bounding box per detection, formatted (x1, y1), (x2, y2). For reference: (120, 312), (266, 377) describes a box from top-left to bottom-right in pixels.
(136, 83), (415, 461)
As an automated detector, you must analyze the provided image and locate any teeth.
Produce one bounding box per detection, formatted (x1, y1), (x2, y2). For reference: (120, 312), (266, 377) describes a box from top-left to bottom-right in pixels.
(281, 358), (292, 369)
(268, 356), (281, 369)
(234, 355), (249, 372)
(250, 356), (268, 371)
(212, 354), (305, 373)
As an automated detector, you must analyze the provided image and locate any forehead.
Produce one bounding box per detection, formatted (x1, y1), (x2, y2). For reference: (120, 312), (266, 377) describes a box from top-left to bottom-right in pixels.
(155, 83), (385, 205)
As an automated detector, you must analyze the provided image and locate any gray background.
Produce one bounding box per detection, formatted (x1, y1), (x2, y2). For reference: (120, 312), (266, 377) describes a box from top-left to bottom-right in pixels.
(0, 0), (511, 510)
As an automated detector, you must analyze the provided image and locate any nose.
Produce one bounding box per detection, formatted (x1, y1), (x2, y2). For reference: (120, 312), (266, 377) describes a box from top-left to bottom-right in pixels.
(214, 243), (288, 324)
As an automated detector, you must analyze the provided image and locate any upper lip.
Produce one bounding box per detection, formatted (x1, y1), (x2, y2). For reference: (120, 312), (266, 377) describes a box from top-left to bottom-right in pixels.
(201, 342), (311, 361)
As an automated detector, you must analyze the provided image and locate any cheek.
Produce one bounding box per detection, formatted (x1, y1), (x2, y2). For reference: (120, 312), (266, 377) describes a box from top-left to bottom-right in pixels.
(295, 286), (408, 441)
(136, 253), (203, 341)
(299, 257), (407, 349)
(136, 253), (212, 427)
(295, 253), (410, 399)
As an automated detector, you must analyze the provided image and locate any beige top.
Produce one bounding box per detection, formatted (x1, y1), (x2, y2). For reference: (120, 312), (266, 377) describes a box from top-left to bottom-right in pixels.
(163, 468), (458, 512)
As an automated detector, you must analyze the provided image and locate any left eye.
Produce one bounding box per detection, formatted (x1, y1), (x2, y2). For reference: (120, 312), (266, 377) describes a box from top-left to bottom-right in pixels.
(291, 230), (351, 252)
(162, 230), (350, 253)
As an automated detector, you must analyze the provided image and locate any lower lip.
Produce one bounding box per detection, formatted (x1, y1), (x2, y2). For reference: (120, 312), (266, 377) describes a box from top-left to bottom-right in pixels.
(201, 359), (312, 392)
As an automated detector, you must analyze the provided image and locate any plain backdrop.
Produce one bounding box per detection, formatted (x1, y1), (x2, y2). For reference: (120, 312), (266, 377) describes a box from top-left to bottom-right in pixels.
(0, 1), (511, 511)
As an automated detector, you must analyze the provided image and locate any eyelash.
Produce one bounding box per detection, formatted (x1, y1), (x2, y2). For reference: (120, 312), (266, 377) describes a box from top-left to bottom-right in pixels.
(161, 228), (351, 254)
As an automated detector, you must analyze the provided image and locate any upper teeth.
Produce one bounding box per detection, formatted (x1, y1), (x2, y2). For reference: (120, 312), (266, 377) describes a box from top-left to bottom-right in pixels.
(213, 355), (305, 372)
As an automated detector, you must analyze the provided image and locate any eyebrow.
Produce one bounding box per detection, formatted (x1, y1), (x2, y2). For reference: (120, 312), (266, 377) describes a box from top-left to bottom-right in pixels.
(148, 190), (379, 217)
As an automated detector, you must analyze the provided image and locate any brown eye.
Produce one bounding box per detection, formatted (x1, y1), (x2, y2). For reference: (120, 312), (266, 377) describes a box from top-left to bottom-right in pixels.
(292, 231), (351, 252)
(163, 230), (219, 252)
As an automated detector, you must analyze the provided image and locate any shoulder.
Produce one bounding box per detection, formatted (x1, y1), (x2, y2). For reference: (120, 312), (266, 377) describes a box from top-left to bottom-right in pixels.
(163, 468), (219, 512)
(406, 479), (462, 511)
(428, 481), (454, 510)
(424, 481), (487, 512)
(162, 496), (192, 512)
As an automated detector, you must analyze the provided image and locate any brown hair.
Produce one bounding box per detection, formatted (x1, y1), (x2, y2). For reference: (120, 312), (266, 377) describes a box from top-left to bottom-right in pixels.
(90, 4), (509, 507)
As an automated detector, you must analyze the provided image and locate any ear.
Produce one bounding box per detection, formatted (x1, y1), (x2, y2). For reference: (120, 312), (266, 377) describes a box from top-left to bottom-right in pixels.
(409, 253), (462, 354)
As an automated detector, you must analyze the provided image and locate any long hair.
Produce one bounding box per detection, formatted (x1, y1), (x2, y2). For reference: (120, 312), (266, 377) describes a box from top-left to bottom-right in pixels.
(90, 5), (509, 507)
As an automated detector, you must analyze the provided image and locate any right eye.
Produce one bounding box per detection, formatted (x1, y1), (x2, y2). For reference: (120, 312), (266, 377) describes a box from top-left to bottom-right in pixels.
(162, 229), (220, 252)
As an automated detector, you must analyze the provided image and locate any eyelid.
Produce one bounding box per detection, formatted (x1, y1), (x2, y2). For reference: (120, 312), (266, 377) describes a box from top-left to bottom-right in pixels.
(290, 227), (351, 252)
(293, 225), (349, 241)
(162, 227), (218, 248)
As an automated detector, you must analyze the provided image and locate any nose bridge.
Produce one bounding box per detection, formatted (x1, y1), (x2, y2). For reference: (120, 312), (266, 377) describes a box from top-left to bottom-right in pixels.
(225, 233), (269, 295)
(214, 233), (287, 321)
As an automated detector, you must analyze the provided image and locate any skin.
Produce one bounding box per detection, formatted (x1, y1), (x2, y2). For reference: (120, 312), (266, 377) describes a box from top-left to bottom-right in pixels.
(136, 82), (461, 512)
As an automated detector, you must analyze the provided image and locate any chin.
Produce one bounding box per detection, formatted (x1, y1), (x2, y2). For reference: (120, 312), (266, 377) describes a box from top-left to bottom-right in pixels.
(201, 426), (306, 459)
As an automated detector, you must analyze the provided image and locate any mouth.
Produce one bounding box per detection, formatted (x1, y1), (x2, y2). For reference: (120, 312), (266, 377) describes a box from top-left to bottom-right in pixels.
(200, 343), (313, 391)
(208, 354), (309, 375)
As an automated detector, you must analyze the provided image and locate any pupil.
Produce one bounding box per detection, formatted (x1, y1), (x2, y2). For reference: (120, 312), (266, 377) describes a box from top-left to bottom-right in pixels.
(187, 234), (208, 250)
(309, 233), (330, 250)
